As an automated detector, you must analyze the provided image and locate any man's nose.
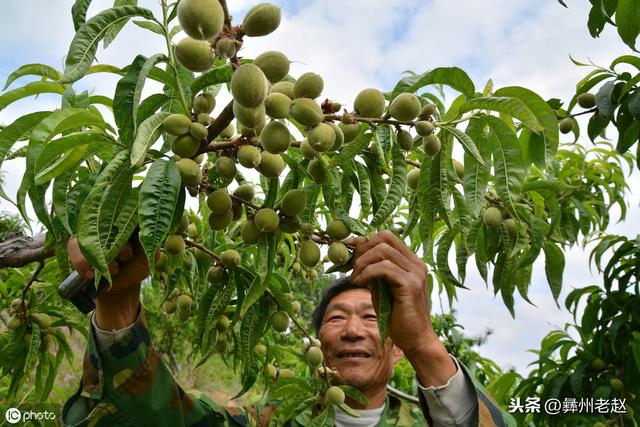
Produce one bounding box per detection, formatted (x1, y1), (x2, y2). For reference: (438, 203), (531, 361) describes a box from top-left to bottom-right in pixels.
(340, 315), (365, 340)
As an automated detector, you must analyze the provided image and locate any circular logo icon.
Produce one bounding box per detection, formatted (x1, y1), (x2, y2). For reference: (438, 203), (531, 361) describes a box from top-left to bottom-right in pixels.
(5, 408), (21, 424)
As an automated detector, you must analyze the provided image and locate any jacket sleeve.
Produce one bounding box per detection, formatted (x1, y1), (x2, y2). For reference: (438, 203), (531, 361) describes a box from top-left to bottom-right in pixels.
(416, 356), (517, 427)
(61, 307), (248, 427)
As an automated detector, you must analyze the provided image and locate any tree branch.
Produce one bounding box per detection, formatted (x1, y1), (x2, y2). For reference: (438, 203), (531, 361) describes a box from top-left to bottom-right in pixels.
(0, 233), (54, 268)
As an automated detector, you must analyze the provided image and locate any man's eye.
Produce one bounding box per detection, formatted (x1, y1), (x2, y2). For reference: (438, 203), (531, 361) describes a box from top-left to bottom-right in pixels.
(328, 316), (344, 321)
(364, 315), (377, 320)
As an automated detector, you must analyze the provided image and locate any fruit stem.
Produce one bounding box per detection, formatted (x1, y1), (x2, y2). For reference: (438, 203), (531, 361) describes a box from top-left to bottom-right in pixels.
(21, 260), (45, 309)
(324, 113), (415, 127)
(184, 239), (223, 263)
(228, 193), (262, 211)
(219, 0), (232, 30)
(161, 0), (190, 115)
(561, 107), (598, 119)
(203, 136), (244, 153)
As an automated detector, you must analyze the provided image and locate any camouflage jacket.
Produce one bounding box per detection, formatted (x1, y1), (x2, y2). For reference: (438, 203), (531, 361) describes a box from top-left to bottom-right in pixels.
(62, 310), (516, 427)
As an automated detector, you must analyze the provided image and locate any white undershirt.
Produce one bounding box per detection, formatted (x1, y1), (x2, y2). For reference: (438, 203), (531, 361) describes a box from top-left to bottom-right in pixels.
(334, 404), (385, 427)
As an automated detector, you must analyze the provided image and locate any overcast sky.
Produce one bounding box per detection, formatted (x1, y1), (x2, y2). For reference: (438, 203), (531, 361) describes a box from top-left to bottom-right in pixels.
(1, 0), (639, 376)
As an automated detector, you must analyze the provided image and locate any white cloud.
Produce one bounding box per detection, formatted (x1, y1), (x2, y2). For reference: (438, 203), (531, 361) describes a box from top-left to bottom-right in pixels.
(1, 0), (638, 378)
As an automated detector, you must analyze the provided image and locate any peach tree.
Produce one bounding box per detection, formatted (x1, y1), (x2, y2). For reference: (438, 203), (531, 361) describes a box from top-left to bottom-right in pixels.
(0, 0), (636, 423)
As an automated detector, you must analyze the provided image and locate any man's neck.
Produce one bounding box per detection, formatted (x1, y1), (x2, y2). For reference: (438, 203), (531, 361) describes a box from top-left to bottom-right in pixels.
(345, 385), (387, 410)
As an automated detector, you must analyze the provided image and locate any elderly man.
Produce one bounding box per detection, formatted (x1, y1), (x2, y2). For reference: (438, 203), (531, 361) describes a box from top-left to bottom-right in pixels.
(62, 231), (513, 426)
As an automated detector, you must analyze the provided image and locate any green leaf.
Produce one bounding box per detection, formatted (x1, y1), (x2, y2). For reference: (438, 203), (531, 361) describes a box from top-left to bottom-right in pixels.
(459, 97), (544, 132)
(617, 119), (640, 153)
(241, 233), (277, 315)
(616, 0), (640, 51)
(130, 112), (170, 167)
(22, 109), (105, 233)
(132, 54), (167, 133)
(196, 274), (234, 349)
(99, 166), (137, 261)
(329, 131), (372, 168)
(138, 159), (182, 270)
(462, 118), (491, 215)
(430, 146), (454, 229)
(543, 241), (565, 307)
(136, 93), (169, 126)
(391, 67), (475, 99)
(370, 143), (407, 227)
(587, 110), (610, 142)
(103, 0), (139, 48)
(373, 279), (393, 349)
(190, 63), (234, 95)
(114, 55), (147, 146)
(77, 150), (131, 285)
(3, 64), (62, 90)
(272, 394), (316, 425)
(60, 6), (156, 84)
(34, 132), (111, 184)
(440, 125), (485, 166)
(308, 407), (336, 427)
(494, 86), (559, 167)
(484, 116), (526, 218)
(595, 81), (615, 120)
(355, 162), (372, 217)
(235, 300), (269, 399)
(72, 0), (93, 31)
(611, 54), (640, 71)
(436, 230), (465, 289)
(132, 19), (165, 35)
(0, 81), (65, 112)
(0, 112), (51, 206)
(53, 169), (77, 234)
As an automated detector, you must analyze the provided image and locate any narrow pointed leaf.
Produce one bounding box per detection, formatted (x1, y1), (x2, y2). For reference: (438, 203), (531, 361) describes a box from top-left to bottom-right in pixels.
(543, 241), (565, 307)
(494, 86), (559, 167)
(138, 159), (181, 270)
(484, 116), (525, 218)
(441, 125), (485, 165)
(459, 97), (544, 132)
(391, 67), (475, 99)
(0, 82), (65, 112)
(616, 0), (640, 51)
(190, 63), (234, 95)
(0, 112), (51, 204)
(60, 6), (155, 84)
(329, 131), (371, 168)
(371, 143), (407, 227)
(103, 0), (139, 48)
(3, 64), (62, 90)
(77, 150), (131, 285)
(462, 118), (491, 215)
(130, 112), (170, 167)
(72, 0), (93, 30)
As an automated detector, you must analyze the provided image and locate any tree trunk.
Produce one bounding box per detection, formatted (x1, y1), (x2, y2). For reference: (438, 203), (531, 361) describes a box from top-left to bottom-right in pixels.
(0, 233), (54, 268)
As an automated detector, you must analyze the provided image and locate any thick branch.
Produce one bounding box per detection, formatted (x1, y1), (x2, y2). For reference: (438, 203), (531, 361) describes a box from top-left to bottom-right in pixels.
(0, 233), (54, 268)
(198, 100), (236, 155)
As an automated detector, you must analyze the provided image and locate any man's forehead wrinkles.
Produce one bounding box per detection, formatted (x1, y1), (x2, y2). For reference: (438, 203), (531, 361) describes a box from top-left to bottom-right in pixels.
(326, 300), (374, 313)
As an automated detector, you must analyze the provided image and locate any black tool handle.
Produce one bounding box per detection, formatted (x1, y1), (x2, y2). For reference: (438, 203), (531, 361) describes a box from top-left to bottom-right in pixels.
(57, 271), (97, 314)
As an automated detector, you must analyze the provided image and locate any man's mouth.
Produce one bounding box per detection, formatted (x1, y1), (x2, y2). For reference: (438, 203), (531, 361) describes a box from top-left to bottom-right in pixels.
(337, 350), (371, 359)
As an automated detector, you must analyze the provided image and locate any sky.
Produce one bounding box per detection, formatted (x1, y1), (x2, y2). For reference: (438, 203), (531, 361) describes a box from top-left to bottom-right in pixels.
(0, 0), (639, 376)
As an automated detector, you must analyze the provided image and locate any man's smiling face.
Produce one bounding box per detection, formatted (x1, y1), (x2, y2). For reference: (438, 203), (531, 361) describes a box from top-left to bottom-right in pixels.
(319, 288), (403, 389)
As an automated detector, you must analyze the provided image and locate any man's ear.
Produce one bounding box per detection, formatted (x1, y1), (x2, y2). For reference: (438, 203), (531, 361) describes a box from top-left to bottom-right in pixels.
(391, 345), (404, 365)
